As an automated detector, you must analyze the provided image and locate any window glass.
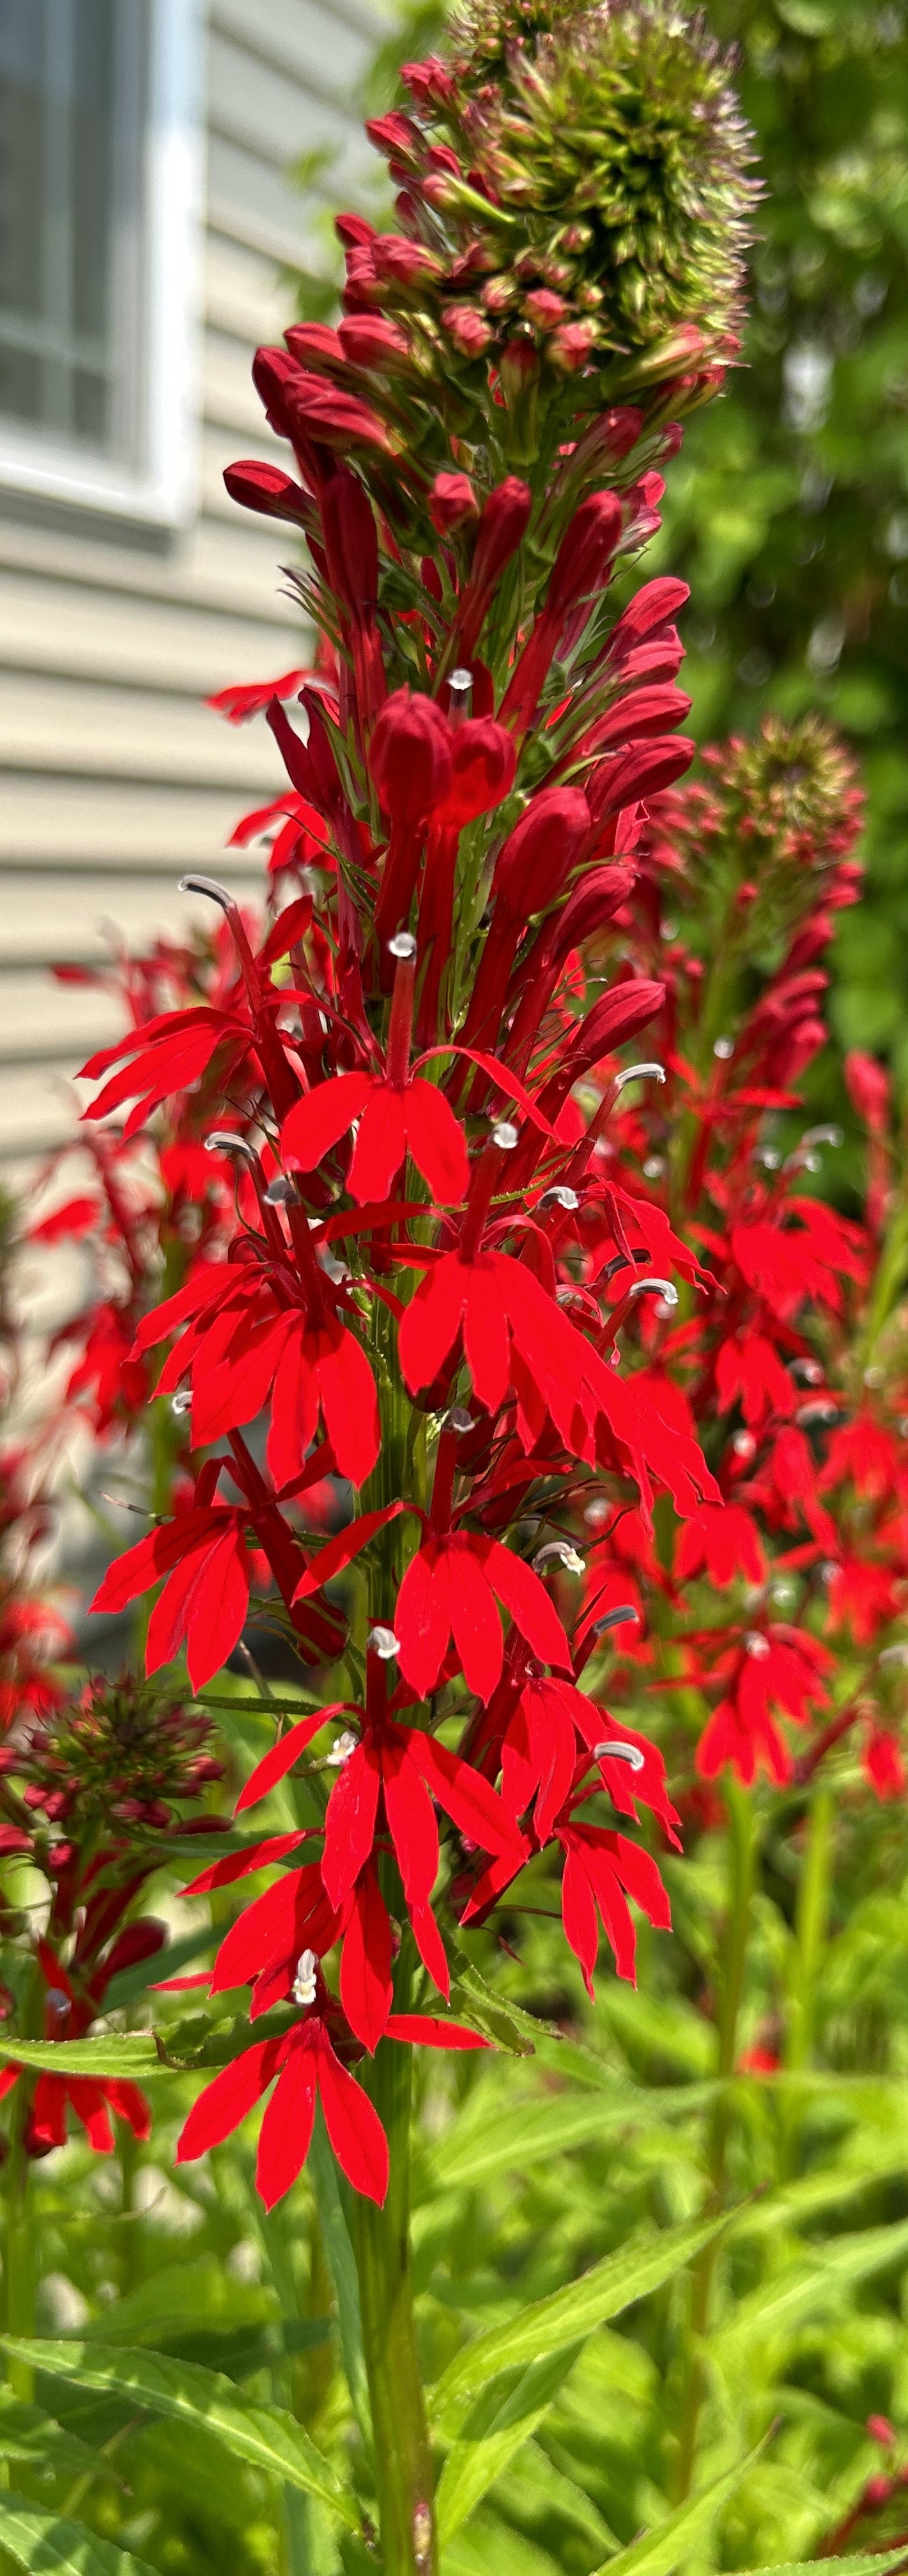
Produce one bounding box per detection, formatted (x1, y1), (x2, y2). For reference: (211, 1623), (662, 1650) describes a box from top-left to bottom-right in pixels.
(0, 0), (145, 457)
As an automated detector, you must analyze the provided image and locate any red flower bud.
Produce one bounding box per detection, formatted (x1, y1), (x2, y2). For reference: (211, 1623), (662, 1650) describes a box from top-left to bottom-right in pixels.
(471, 477), (532, 594)
(438, 719), (516, 827)
(369, 689), (452, 827)
(321, 469), (379, 624)
(338, 314), (411, 369)
(492, 786), (590, 922)
(429, 471), (479, 534)
(284, 323), (343, 369)
(444, 305), (493, 358)
(550, 322), (597, 372)
(523, 288), (567, 329)
(548, 491), (623, 625)
(845, 1049), (890, 1135)
(222, 459), (311, 527)
(567, 977), (666, 1075)
(605, 578), (690, 663)
(401, 54), (455, 109)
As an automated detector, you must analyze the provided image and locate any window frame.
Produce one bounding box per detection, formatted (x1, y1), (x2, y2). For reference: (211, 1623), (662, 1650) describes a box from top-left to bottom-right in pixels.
(0, 0), (203, 529)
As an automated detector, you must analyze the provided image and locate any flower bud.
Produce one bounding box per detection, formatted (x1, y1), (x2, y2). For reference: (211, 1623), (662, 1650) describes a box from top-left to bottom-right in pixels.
(428, 470), (479, 533)
(492, 785), (590, 921)
(369, 689), (453, 826)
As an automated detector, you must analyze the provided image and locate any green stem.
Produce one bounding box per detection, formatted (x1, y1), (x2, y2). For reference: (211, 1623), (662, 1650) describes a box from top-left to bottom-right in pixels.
(674, 1782), (756, 2501)
(785, 1784), (833, 2074)
(3, 2083), (35, 2404)
(351, 2041), (436, 2576)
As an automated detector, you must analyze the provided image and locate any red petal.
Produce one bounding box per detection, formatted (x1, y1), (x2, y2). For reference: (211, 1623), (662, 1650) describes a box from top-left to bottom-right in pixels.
(66, 2079), (115, 2154)
(560, 1845), (599, 1997)
(348, 1087), (407, 1203)
(386, 2013), (489, 2049)
(403, 1081), (469, 1204)
(446, 1543), (504, 1701)
(339, 1864), (394, 2051)
(316, 1323), (382, 1489)
(176, 2035), (289, 2162)
(398, 1255), (466, 1397)
(408, 1899), (450, 2001)
(146, 1527), (250, 1694)
(256, 2033), (318, 2209)
(482, 1537), (571, 1671)
(281, 1071), (371, 1170)
(413, 1731), (526, 1864)
(316, 2029), (389, 2204)
(181, 1831), (310, 1894)
(463, 1269), (510, 1413)
(395, 1542), (451, 1698)
(266, 1322), (321, 1492)
(321, 1742), (381, 1908)
(104, 2080), (152, 2141)
(381, 1735), (439, 1906)
(235, 1710), (337, 1814)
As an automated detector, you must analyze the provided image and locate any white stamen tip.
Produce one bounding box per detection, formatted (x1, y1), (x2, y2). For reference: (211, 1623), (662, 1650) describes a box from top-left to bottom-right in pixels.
(326, 1728), (357, 1767)
(592, 1738), (646, 1770)
(368, 1625), (400, 1661)
(541, 1184), (580, 1211)
(593, 1605), (638, 1634)
(387, 931), (417, 960)
(629, 1276), (678, 1307)
(491, 1120), (519, 1151)
(533, 1539), (585, 1575)
(744, 1631), (770, 1659)
(713, 1035), (734, 1060)
(447, 1406), (473, 1434)
(171, 1389), (192, 1416)
(292, 1948), (318, 2007)
(613, 1061), (666, 1092)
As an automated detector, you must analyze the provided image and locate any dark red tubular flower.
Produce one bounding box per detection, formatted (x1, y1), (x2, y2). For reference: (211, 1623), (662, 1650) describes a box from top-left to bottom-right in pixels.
(460, 786), (592, 1059)
(319, 468), (387, 735)
(448, 476), (533, 664)
(369, 689), (454, 953)
(498, 491), (623, 739)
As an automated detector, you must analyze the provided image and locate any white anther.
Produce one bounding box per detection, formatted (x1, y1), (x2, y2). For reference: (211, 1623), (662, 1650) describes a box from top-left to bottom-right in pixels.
(864, 1365), (884, 1388)
(179, 874), (235, 912)
(769, 1576), (797, 1606)
(613, 1061), (666, 1093)
(449, 667), (473, 699)
(592, 1738), (646, 1770)
(758, 1148), (781, 1170)
(879, 1643), (908, 1668)
(368, 1625), (400, 1661)
(291, 1948), (318, 2007)
(264, 1174), (301, 1204)
(744, 1631), (770, 1659)
(789, 1357), (823, 1384)
(795, 1399), (840, 1425)
(491, 1120), (519, 1151)
(818, 1560), (839, 1584)
(326, 1728), (357, 1768)
(447, 1406), (473, 1434)
(171, 1389), (192, 1416)
(732, 1429), (756, 1458)
(206, 1130), (258, 1165)
(532, 1539), (585, 1575)
(643, 1155), (665, 1179)
(593, 1604), (638, 1634)
(629, 1276), (678, 1307)
(583, 1498), (611, 1529)
(387, 931), (417, 961)
(713, 1035), (734, 1060)
(541, 1185), (580, 1211)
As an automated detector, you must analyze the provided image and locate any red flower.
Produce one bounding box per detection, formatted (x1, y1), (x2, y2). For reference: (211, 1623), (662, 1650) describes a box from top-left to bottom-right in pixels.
(395, 1531), (571, 1701)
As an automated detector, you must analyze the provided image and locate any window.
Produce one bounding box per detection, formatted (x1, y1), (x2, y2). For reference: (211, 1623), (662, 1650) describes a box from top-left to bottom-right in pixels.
(0, 0), (201, 525)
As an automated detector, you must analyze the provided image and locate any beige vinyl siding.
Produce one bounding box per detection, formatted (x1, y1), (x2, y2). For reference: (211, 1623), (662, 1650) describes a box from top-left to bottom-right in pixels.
(0, 0), (385, 1162)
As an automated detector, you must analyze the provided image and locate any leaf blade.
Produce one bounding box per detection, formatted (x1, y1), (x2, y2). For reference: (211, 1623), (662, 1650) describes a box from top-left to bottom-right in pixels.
(0, 2338), (360, 2531)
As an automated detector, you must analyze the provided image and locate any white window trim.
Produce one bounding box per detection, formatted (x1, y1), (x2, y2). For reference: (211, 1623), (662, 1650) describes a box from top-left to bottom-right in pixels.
(0, 0), (203, 529)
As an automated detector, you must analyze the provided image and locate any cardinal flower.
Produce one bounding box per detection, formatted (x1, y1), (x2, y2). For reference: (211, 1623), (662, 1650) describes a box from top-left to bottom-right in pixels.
(0, 1938), (153, 2159)
(132, 1248), (380, 1494)
(281, 947), (470, 1206)
(395, 1527), (571, 1703)
(463, 1757), (672, 1993)
(174, 1965), (488, 2210)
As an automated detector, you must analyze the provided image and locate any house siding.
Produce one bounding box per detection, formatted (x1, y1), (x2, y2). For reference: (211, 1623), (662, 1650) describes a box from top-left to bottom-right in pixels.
(0, 0), (382, 1169)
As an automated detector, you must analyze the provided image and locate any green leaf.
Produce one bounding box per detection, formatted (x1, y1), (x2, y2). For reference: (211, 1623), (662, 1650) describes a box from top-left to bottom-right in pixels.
(590, 2442), (763, 2574)
(711, 2213), (908, 2361)
(0, 2497), (158, 2576)
(0, 2338), (360, 2532)
(446, 1952), (540, 2057)
(436, 2347), (581, 2540)
(429, 2211), (728, 2421)
(730, 2558), (908, 2576)
(0, 2036), (165, 2081)
(307, 2103), (371, 2444)
(429, 2082), (714, 2189)
(0, 2395), (104, 2481)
